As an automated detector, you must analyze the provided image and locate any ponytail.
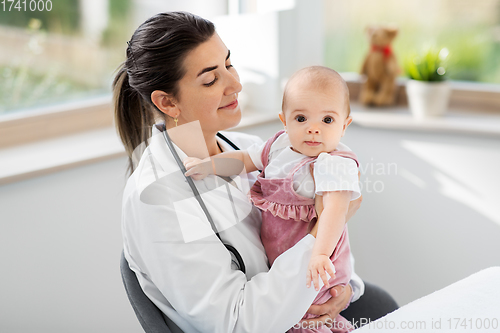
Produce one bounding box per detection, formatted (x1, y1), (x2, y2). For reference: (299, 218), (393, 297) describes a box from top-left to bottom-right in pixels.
(112, 12), (215, 177)
(112, 63), (155, 176)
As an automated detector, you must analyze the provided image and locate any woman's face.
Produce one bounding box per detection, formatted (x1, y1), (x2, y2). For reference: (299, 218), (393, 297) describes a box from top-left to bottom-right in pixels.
(174, 33), (242, 135)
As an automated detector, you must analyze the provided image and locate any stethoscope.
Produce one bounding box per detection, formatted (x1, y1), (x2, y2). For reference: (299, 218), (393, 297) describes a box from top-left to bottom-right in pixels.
(155, 123), (246, 274)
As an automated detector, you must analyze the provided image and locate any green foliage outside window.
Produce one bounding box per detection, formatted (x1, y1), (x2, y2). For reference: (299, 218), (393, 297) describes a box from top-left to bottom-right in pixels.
(0, 0), (80, 34)
(0, 0), (132, 114)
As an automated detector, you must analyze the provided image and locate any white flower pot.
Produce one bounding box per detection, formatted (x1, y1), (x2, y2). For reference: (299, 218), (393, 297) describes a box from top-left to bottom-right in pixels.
(406, 80), (451, 119)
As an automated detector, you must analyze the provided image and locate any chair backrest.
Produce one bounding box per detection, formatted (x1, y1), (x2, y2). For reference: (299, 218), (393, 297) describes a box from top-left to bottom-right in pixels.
(120, 251), (178, 333)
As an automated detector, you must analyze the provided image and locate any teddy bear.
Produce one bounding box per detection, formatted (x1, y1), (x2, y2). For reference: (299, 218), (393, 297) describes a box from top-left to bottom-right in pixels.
(359, 25), (399, 106)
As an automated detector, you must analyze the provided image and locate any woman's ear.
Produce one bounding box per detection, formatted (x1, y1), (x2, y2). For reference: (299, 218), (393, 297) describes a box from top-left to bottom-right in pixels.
(151, 90), (179, 118)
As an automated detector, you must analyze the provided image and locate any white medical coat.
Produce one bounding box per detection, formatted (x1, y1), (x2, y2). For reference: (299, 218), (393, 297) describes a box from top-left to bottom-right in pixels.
(121, 125), (364, 333)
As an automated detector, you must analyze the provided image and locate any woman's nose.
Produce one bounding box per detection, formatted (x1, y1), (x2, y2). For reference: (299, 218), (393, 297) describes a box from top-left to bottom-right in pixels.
(225, 69), (242, 95)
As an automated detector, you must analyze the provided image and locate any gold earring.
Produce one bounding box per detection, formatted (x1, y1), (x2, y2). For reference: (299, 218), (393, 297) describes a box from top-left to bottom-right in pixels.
(174, 117), (178, 127)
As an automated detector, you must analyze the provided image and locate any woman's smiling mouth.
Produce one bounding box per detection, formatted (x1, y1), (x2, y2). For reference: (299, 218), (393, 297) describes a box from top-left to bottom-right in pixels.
(219, 100), (238, 109)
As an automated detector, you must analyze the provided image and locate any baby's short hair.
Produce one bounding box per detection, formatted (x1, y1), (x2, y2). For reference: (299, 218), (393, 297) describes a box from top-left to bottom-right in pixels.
(282, 66), (351, 117)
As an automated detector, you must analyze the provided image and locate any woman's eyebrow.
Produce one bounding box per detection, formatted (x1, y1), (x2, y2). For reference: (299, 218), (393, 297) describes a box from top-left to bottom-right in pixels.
(197, 65), (217, 77)
(196, 50), (231, 77)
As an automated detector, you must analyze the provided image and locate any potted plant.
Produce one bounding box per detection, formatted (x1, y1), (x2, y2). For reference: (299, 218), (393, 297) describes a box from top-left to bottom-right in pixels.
(404, 47), (451, 119)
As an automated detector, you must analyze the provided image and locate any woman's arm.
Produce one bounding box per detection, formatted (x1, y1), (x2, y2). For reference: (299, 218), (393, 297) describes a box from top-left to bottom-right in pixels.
(306, 190), (351, 290)
(125, 179), (320, 332)
(184, 150), (258, 180)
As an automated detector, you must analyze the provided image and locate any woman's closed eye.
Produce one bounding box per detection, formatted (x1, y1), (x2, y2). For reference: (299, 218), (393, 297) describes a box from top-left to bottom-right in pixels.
(295, 115), (306, 122)
(204, 76), (218, 87)
(203, 65), (234, 87)
(323, 116), (334, 124)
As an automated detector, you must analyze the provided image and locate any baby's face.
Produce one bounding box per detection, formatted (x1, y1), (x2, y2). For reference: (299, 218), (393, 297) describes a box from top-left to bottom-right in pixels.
(280, 85), (352, 157)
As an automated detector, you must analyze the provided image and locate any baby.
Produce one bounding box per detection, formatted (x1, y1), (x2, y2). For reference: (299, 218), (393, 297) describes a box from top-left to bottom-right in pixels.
(184, 66), (360, 333)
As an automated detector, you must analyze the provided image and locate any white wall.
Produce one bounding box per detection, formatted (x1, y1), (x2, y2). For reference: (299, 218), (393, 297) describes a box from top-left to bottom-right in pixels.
(215, 0), (324, 113)
(0, 157), (142, 333)
(1, 122), (499, 332)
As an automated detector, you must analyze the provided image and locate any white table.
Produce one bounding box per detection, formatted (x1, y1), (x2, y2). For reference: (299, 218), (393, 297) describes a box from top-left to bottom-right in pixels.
(355, 267), (500, 332)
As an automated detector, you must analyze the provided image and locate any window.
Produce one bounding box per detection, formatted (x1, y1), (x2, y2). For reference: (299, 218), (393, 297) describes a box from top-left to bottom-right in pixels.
(324, 0), (500, 84)
(0, 0), (137, 116)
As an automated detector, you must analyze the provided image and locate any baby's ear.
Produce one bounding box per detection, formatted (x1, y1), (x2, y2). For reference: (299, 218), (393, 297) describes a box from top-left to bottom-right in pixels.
(341, 116), (353, 137)
(278, 112), (287, 128)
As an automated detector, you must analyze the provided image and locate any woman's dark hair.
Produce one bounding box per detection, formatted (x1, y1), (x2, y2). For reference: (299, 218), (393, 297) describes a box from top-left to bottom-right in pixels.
(112, 12), (215, 176)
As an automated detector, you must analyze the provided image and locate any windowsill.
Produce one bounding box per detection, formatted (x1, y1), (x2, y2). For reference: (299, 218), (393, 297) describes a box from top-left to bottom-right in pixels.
(350, 103), (500, 137)
(0, 95), (113, 149)
(1, 104), (500, 186)
(0, 127), (125, 185)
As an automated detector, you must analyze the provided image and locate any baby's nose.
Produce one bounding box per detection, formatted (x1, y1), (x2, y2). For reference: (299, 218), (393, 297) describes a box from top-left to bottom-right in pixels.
(308, 127), (320, 134)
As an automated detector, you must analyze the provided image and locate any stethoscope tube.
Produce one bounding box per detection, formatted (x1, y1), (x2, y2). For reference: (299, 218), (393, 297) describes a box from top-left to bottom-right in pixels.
(157, 123), (246, 274)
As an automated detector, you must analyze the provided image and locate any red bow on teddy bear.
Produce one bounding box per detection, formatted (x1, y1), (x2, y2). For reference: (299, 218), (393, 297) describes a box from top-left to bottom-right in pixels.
(371, 44), (392, 58)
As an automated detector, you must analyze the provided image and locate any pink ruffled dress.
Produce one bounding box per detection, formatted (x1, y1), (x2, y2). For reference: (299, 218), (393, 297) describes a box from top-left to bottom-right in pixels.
(249, 130), (358, 333)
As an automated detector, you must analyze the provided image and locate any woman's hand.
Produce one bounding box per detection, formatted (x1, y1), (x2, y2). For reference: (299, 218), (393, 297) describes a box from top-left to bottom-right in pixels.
(183, 157), (212, 180)
(300, 284), (353, 327)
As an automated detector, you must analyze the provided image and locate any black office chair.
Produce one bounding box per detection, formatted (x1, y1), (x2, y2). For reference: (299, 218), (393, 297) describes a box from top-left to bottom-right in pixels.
(120, 251), (183, 333)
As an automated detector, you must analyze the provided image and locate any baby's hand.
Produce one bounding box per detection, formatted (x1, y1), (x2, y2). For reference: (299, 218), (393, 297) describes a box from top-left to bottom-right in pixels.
(306, 255), (336, 291)
(183, 157), (212, 180)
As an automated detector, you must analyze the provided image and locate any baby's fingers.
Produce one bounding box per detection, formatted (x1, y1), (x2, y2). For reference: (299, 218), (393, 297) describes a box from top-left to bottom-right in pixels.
(326, 264), (336, 282)
(312, 270), (320, 291)
(183, 157), (197, 167)
(319, 269), (330, 288)
(190, 173), (205, 180)
(306, 270), (312, 288)
(184, 166), (199, 177)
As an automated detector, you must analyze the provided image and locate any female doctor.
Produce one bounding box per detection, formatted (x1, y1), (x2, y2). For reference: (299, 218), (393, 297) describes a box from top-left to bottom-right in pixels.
(114, 11), (397, 333)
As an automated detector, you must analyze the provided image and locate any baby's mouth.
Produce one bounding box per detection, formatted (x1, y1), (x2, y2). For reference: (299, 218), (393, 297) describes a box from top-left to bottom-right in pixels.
(305, 141), (321, 146)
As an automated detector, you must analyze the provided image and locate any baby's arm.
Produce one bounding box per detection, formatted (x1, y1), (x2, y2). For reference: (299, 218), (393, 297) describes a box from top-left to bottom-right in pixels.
(306, 190), (351, 291)
(184, 150), (259, 180)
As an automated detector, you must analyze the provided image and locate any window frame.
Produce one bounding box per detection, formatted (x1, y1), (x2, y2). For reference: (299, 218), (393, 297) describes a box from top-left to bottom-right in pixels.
(0, 95), (113, 149)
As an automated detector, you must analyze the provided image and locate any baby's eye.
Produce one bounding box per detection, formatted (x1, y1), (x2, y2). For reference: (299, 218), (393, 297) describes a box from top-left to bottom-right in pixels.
(323, 116), (334, 124)
(295, 115), (306, 122)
